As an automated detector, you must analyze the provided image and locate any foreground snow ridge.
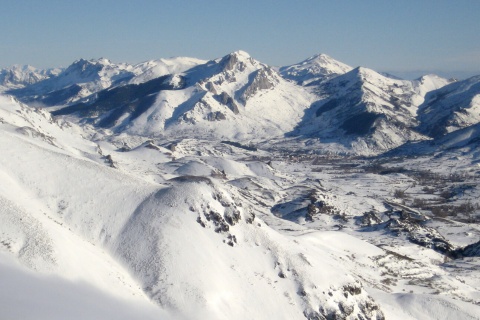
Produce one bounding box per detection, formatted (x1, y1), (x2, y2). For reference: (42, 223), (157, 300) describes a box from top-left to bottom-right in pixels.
(1, 51), (480, 319)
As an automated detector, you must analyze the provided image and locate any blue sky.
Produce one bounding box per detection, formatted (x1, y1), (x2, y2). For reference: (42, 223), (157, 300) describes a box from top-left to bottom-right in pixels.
(1, 0), (479, 79)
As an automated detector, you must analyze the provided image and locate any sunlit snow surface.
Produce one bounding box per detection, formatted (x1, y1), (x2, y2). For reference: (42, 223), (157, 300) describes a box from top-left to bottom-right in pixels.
(1, 51), (480, 319)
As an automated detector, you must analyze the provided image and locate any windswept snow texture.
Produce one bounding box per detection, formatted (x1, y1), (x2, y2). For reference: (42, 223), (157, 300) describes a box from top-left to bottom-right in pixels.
(1, 50), (480, 319)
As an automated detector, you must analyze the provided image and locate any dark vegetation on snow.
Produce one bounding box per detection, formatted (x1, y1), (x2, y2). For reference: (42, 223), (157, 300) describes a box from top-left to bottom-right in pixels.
(221, 140), (258, 151)
(341, 112), (380, 135)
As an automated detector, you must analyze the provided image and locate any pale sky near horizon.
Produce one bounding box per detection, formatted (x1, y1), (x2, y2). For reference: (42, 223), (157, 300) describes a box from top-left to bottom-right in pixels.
(1, 0), (479, 79)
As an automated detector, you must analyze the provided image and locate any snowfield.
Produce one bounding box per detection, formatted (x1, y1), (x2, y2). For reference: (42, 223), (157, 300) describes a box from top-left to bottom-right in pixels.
(1, 51), (480, 319)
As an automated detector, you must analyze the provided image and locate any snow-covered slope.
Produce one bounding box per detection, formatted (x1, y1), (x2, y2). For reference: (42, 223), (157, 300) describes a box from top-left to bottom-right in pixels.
(289, 67), (433, 155)
(0, 94), (387, 320)
(1, 91), (480, 319)
(280, 53), (353, 85)
(418, 75), (480, 137)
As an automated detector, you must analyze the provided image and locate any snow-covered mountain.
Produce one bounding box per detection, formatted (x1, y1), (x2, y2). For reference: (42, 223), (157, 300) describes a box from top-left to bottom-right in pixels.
(288, 67), (436, 154)
(7, 51), (472, 156)
(279, 53), (353, 85)
(418, 75), (480, 137)
(0, 94), (389, 320)
(0, 65), (62, 90)
(50, 51), (314, 141)
(6, 57), (207, 108)
(7, 58), (135, 106)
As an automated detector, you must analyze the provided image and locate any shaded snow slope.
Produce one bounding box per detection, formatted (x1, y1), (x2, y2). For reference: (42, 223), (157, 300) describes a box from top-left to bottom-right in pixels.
(0, 254), (168, 320)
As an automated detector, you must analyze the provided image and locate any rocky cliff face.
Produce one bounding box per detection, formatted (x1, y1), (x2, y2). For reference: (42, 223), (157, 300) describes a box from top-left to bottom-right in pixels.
(241, 67), (280, 103)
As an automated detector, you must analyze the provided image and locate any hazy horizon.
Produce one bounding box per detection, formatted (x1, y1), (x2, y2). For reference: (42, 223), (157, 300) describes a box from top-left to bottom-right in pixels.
(1, 0), (479, 79)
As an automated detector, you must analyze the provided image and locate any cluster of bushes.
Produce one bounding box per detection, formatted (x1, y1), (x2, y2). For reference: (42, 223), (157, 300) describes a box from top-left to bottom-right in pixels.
(221, 141), (257, 151)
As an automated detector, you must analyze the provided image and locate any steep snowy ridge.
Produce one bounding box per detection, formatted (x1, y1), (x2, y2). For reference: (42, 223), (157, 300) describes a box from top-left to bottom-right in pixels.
(0, 95), (99, 157)
(411, 74), (453, 106)
(0, 94), (170, 318)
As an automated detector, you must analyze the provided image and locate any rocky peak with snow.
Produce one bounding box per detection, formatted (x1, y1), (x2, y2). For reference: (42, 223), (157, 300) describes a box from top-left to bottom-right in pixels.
(288, 66), (434, 154)
(219, 50), (255, 72)
(241, 66), (281, 103)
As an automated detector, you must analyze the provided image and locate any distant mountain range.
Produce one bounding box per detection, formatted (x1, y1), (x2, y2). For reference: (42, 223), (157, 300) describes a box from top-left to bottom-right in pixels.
(2, 51), (479, 155)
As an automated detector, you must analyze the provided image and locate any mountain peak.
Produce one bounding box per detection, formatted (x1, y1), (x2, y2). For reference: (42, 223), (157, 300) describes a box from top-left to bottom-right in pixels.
(230, 50), (251, 58)
(219, 50), (256, 72)
(304, 53), (335, 64)
(280, 53), (352, 85)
